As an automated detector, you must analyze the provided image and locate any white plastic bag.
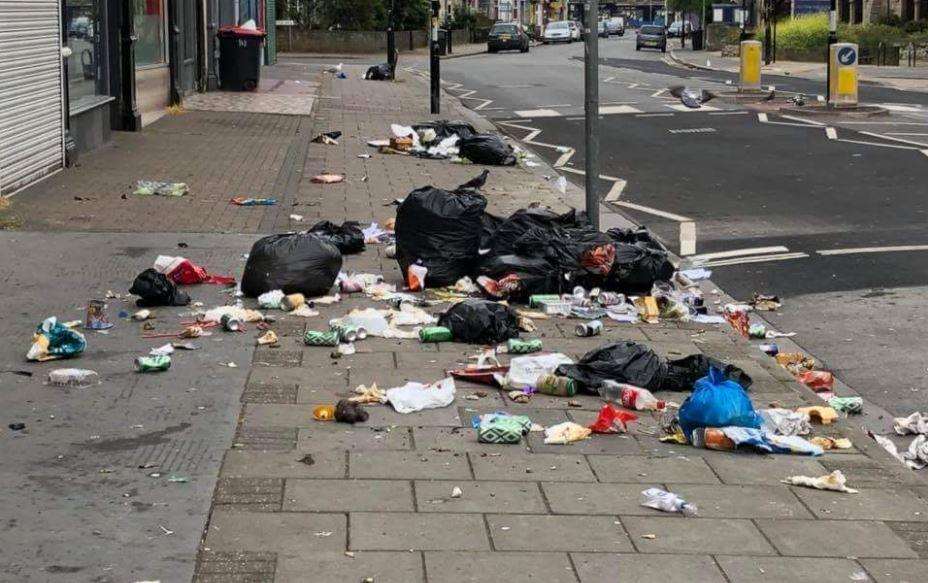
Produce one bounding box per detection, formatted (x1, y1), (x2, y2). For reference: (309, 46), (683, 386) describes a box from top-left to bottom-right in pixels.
(386, 377), (456, 414)
(640, 487), (698, 516)
(501, 353), (573, 390)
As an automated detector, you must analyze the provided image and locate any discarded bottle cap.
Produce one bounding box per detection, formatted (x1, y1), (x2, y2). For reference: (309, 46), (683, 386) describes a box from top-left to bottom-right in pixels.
(575, 320), (603, 337)
(313, 405), (336, 421)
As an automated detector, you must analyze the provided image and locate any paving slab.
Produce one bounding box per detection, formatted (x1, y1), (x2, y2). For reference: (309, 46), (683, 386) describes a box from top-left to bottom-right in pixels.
(588, 455), (720, 484)
(621, 516), (776, 555)
(350, 451), (472, 480)
(296, 424), (412, 451)
(469, 452), (596, 482)
(666, 484), (812, 519)
(860, 558), (928, 583)
(572, 553), (726, 583)
(220, 449), (347, 479)
(283, 479), (414, 512)
(756, 519), (919, 558)
(487, 515), (633, 552)
(705, 454), (828, 485)
(425, 551), (577, 583)
(349, 512), (490, 551)
(204, 510), (346, 556)
(716, 556), (867, 583)
(528, 431), (644, 455)
(276, 551), (425, 583)
(415, 480), (547, 513)
(543, 482), (663, 515)
(790, 486), (928, 521)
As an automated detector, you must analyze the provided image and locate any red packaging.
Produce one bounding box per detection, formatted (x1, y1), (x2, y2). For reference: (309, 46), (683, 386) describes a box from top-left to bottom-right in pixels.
(589, 404), (638, 434)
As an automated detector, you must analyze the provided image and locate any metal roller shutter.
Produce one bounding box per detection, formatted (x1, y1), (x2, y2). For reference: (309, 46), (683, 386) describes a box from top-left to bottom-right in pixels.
(0, 0), (65, 196)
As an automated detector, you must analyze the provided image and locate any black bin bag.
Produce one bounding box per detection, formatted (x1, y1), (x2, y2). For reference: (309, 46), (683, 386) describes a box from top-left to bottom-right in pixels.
(394, 186), (487, 287)
(437, 299), (520, 344)
(605, 242), (675, 294)
(241, 233), (343, 297)
(308, 220), (365, 255)
(365, 63), (392, 80)
(459, 134), (517, 166)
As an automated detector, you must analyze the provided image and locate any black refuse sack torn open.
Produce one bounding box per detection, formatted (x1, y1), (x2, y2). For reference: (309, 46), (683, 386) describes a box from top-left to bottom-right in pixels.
(364, 63), (392, 80)
(412, 120), (477, 141)
(308, 220), (365, 255)
(394, 180), (487, 288)
(130, 269), (191, 307)
(241, 232), (342, 297)
(556, 341), (752, 393)
(438, 299), (521, 344)
(459, 134), (517, 166)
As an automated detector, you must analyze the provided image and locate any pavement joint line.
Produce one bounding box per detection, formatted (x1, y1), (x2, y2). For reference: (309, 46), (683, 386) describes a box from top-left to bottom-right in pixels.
(702, 252), (810, 267)
(690, 246), (790, 261)
(817, 244), (928, 256)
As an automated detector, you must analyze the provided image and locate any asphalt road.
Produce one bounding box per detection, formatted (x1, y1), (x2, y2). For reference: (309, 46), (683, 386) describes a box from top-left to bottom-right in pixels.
(439, 35), (928, 417)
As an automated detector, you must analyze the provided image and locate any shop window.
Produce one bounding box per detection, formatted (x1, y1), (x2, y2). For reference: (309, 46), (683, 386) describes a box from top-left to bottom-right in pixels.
(66, 0), (107, 112)
(135, 0), (167, 66)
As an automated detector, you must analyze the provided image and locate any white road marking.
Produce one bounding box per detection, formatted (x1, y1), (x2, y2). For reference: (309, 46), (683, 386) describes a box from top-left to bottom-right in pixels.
(636, 113), (674, 118)
(613, 201), (693, 222)
(757, 113), (768, 122)
(665, 103), (720, 112)
(886, 133), (928, 136)
(603, 178), (628, 201)
(858, 131), (928, 148)
(603, 76), (615, 82)
(709, 111), (750, 115)
(498, 84), (533, 88)
(536, 104), (572, 108)
(599, 105), (643, 114)
(878, 104), (923, 112)
(514, 109), (563, 118)
(839, 121), (928, 125)
(689, 246), (790, 261)
(651, 88), (667, 98)
(780, 114), (826, 126)
(817, 245), (928, 256)
(836, 137), (920, 150)
(668, 127), (717, 134)
(679, 221), (696, 256)
(703, 252), (809, 267)
(923, 149), (928, 158)
(826, 127), (838, 140)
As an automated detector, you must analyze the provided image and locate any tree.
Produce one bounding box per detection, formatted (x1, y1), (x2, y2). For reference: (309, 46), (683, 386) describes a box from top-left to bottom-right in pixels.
(283, 0), (429, 30)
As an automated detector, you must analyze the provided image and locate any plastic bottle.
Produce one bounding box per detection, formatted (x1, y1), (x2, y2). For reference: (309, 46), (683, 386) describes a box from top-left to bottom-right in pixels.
(47, 368), (99, 388)
(597, 380), (665, 411)
(640, 487), (698, 516)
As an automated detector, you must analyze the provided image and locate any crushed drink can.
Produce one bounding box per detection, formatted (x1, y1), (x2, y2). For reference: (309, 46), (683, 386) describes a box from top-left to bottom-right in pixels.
(542, 301), (572, 316)
(330, 322), (364, 342)
(506, 338), (542, 354)
(535, 374), (577, 397)
(304, 330), (340, 346)
(529, 294), (560, 308)
(135, 355), (171, 372)
(419, 326), (453, 343)
(597, 292), (625, 307)
(85, 299), (114, 330)
(220, 313), (244, 332)
(575, 320), (603, 337)
(748, 323), (767, 339)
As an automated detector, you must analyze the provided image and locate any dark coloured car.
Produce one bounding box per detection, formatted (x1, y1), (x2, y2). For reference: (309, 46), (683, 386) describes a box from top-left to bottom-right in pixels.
(488, 23), (530, 54)
(636, 24), (667, 52)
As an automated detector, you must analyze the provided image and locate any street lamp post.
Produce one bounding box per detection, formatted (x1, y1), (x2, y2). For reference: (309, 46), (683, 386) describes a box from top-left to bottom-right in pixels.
(583, 0), (600, 229)
(826, 0), (837, 103)
(387, 0), (396, 77)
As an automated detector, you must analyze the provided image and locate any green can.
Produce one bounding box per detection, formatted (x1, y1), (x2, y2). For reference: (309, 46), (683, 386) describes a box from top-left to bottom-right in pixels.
(507, 338), (543, 354)
(419, 326), (453, 343)
(529, 294), (561, 308)
(330, 322), (364, 342)
(135, 355), (171, 372)
(535, 373), (577, 397)
(304, 330), (340, 347)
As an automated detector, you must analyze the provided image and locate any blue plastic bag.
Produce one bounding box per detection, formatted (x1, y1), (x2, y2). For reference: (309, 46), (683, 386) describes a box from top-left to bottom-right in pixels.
(678, 367), (762, 440)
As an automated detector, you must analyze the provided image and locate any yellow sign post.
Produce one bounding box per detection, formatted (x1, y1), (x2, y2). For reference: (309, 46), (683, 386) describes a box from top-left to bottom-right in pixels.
(739, 40), (762, 91)
(829, 43), (859, 107)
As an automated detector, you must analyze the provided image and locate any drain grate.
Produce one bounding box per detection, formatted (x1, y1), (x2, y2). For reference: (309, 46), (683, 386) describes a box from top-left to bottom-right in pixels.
(195, 550), (277, 582)
(233, 426), (297, 451)
(214, 478), (284, 511)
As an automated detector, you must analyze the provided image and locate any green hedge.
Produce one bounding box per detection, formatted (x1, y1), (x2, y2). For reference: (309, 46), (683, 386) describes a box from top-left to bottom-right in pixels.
(761, 13), (910, 54)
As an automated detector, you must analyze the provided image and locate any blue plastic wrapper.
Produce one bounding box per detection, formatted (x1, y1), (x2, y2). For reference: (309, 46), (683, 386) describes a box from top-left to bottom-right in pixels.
(27, 317), (86, 361)
(679, 367), (762, 439)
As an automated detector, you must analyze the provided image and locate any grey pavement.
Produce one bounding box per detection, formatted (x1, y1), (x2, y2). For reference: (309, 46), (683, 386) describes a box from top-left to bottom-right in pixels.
(3, 48), (928, 583)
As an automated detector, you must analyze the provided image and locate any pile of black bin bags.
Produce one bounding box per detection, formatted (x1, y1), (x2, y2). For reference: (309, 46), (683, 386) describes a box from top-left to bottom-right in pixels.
(394, 175), (675, 298)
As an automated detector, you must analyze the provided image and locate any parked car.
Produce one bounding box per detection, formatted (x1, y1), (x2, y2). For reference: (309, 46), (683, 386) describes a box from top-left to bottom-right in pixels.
(542, 21), (573, 44)
(598, 20), (609, 38)
(666, 20), (691, 38)
(636, 24), (667, 52)
(488, 22), (530, 53)
(568, 21), (582, 41)
(605, 17), (626, 36)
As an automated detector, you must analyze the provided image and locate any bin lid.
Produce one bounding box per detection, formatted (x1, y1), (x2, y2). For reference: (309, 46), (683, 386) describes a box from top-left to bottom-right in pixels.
(218, 25), (267, 38)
